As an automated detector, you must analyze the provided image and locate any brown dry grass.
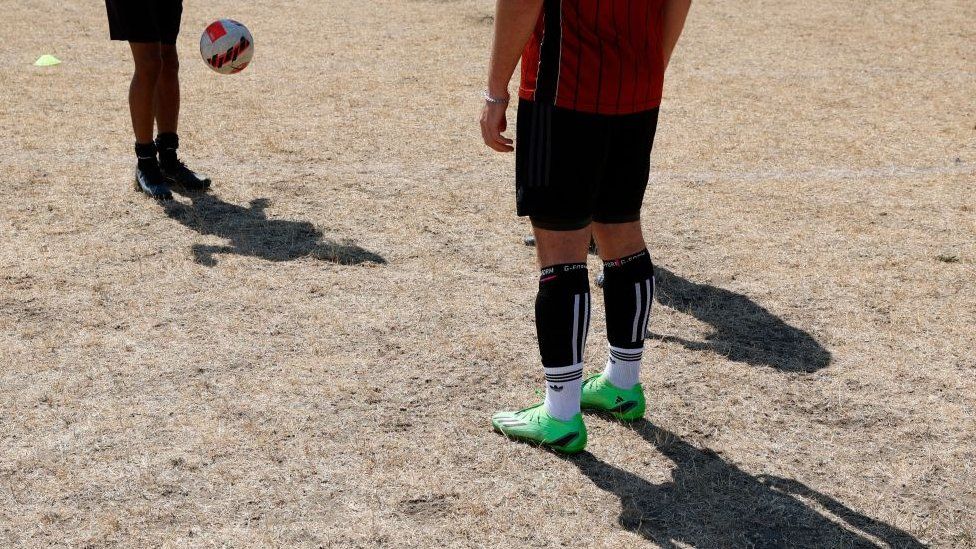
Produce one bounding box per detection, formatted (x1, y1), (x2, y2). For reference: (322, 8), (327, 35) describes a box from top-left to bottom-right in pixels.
(1, 0), (974, 547)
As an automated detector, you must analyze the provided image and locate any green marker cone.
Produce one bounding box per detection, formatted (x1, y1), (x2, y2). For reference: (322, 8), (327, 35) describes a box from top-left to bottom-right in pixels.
(34, 55), (61, 67)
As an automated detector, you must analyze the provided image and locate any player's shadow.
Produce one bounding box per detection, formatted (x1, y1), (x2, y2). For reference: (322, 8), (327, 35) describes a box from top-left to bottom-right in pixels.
(163, 192), (386, 267)
(567, 420), (925, 548)
(652, 266), (831, 372)
(529, 235), (830, 372)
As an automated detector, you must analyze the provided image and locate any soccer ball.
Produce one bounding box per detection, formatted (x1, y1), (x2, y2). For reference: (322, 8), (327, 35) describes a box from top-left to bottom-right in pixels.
(200, 19), (254, 74)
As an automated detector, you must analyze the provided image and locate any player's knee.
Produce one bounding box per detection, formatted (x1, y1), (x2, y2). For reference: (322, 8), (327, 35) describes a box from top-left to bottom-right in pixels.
(159, 48), (180, 74)
(133, 53), (163, 79)
(593, 220), (646, 260)
(533, 226), (591, 268)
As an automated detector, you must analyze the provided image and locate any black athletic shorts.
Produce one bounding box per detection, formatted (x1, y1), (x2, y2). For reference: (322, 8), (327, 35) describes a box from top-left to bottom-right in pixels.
(106, 0), (183, 44)
(515, 99), (660, 231)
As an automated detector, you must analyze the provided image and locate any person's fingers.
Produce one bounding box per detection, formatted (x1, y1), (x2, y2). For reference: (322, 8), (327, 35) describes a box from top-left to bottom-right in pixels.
(483, 129), (507, 152)
(482, 121), (506, 151)
(489, 123), (513, 150)
(485, 139), (507, 152)
(490, 137), (512, 152)
(480, 105), (514, 152)
(492, 139), (513, 152)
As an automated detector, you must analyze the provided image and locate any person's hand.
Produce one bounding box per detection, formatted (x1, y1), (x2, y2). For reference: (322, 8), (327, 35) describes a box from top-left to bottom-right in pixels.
(480, 98), (514, 153)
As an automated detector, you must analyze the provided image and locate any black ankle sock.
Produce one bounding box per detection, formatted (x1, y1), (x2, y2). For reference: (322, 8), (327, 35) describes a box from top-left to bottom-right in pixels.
(155, 132), (179, 166)
(536, 263), (591, 368)
(602, 249), (655, 348)
(135, 142), (158, 169)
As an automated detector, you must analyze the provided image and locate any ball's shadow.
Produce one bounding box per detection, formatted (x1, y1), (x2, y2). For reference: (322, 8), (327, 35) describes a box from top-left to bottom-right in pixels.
(163, 191), (386, 267)
(565, 420), (925, 548)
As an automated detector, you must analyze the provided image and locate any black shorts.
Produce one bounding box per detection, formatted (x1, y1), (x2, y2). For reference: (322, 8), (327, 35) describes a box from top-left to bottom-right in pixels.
(515, 99), (659, 231)
(106, 0), (183, 44)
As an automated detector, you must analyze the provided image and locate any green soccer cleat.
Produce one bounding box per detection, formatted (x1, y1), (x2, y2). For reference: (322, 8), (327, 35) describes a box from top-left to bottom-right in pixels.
(491, 403), (587, 454)
(580, 373), (646, 422)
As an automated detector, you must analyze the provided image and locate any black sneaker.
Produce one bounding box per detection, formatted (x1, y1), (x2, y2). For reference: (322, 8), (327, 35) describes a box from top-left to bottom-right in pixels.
(161, 160), (211, 191)
(134, 162), (173, 200)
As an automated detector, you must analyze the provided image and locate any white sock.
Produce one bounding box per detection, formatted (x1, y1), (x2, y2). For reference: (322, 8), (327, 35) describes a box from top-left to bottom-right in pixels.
(605, 345), (643, 389)
(543, 364), (583, 421)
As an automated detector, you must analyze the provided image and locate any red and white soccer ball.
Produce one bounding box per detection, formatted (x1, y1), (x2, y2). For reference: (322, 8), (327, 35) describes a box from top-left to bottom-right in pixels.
(200, 19), (254, 74)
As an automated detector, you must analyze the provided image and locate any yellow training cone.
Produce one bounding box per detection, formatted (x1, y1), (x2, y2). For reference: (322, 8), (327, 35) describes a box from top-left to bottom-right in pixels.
(34, 55), (61, 67)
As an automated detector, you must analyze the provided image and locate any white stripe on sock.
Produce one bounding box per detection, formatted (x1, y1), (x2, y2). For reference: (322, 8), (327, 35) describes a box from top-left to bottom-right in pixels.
(571, 293), (581, 364)
(544, 364), (584, 376)
(640, 278), (653, 340)
(631, 282), (642, 343)
(581, 292), (590, 355)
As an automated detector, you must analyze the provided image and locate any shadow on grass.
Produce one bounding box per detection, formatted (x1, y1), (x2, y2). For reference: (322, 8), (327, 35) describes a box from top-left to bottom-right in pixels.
(651, 266), (831, 372)
(567, 420), (925, 549)
(528, 232), (831, 372)
(163, 192), (386, 267)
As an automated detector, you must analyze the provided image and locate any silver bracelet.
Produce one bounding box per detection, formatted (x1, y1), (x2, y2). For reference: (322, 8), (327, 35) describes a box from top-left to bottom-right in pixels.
(483, 90), (510, 105)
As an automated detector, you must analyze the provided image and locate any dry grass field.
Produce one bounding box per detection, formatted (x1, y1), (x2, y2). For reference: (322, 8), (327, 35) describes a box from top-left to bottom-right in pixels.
(1, 0), (974, 546)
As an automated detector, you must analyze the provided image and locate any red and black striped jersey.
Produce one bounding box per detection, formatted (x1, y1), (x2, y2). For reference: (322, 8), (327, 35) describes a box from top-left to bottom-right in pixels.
(519, 0), (667, 115)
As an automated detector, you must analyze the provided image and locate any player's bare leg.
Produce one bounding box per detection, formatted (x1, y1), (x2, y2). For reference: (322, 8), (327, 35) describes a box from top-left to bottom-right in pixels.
(129, 43), (162, 143)
(592, 221), (645, 287)
(592, 221), (645, 261)
(156, 44), (210, 191)
(155, 44), (180, 135)
(532, 226), (590, 268)
(129, 42), (172, 200)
